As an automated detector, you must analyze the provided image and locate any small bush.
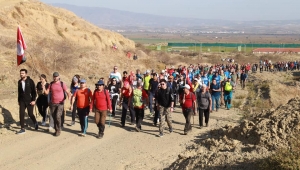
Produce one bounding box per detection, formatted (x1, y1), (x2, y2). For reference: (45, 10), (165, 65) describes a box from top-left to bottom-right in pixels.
(15, 6), (24, 17)
(57, 30), (64, 38)
(119, 41), (125, 46)
(53, 16), (58, 26)
(232, 100), (242, 108)
(235, 94), (246, 99)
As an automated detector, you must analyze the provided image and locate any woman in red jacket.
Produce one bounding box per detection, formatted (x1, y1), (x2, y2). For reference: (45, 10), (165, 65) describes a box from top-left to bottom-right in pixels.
(91, 80), (112, 139)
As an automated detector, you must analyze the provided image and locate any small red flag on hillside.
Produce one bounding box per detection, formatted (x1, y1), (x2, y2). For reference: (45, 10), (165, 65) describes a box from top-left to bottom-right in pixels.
(17, 26), (27, 66)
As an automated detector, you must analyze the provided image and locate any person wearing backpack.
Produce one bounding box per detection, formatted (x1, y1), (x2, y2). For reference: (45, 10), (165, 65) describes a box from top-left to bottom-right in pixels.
(149, 73), (159, 114)
(119, 81), (135, 127)
(180, 84), (196, 135)
(45, 72), (71, 137)
(155, 79), (174, 137)
(197, 84), (212, 128)
(131, 82), (148, 132)
(70, 79), (93, 137)
(17, 69), (38, 134)
(210, 79), (221, 112)
(223, 77), (235, 110)
(91, 80), (112, 139)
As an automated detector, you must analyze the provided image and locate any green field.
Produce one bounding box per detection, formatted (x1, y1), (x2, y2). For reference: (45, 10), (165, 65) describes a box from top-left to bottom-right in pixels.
(146, 45), (255, 53)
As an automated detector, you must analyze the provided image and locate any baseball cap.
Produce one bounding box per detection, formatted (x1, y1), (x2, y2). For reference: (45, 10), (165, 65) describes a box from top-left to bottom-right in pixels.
(53, 72), (59, 77)
(80, 79), (86, 83)
(183, 84), (190, 90)
(95, 80), (104, 85)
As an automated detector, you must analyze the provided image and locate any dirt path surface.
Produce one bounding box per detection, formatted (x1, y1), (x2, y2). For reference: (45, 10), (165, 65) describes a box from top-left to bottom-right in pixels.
(0, 88), (246, 170)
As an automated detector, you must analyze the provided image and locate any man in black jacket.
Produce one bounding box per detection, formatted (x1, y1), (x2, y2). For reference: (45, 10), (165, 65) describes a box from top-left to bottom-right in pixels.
(155, 79), (174, 137)
(17, 69), (38, 134)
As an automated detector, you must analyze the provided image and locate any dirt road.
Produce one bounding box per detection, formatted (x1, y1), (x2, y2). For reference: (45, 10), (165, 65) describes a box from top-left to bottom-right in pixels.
(0, 88), (246, 170)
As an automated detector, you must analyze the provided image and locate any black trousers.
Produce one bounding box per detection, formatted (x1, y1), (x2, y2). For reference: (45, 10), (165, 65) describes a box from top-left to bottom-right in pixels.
(134, 108), (144, 129)
(71, 99), (77, 122)
(77, 107), (89, 134)
(121, 97), (135, 125)
(183, 108), (193, 132)
(153, 103), (161, 124)
(19, 101), (37, 129)
(111, 95), (118, 116)
(36, 96), (48, 122)
(199, 108), (210, 126)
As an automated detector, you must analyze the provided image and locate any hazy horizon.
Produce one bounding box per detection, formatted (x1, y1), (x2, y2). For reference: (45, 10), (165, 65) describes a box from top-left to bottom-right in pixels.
(41, 0), (300, 21)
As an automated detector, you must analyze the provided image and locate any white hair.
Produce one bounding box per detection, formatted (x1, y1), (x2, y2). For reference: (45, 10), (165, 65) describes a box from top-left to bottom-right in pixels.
(202, 84), (207, 88)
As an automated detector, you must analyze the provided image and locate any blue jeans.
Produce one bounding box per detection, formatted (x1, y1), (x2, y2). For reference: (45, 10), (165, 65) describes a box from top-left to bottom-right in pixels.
(211, 95), (220, 110)
(149, 92), (155, 113)
(224, 91), (233, 109)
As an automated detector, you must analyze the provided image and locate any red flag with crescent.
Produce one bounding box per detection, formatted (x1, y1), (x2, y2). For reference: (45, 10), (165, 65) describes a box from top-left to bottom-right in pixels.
(17, 26), (27, 66)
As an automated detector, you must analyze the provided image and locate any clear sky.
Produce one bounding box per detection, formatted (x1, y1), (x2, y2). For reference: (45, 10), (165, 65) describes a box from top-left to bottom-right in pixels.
(41, 0), (300, 21)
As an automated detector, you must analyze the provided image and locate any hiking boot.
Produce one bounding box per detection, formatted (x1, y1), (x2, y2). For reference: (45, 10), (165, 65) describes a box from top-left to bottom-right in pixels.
(169, 128), (173, 133)
(158, 133), (164, 137)
(184, 131), (188, 135)
(98, 133), (104, 139)
(68, 121), (75, 126)
(54, 131), (61, 137)
(17, 129), (26, 135)
(135, 126), (141, 132)
(35, 123), (39, 130)
(199, 125), (203, 129)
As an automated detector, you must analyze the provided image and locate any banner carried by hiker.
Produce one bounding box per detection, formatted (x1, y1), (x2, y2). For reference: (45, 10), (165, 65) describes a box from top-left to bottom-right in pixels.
(17, 26), (27, 66)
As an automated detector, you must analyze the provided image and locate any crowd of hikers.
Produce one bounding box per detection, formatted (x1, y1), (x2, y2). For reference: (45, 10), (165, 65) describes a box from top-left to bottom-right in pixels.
(18, 62), (251, 138)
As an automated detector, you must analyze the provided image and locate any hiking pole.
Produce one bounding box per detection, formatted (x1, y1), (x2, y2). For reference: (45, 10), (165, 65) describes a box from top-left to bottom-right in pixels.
(108, 111), (112, 127)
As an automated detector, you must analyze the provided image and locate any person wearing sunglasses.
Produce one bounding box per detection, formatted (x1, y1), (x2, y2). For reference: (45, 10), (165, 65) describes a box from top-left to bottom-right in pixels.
(155, 79), (174, 137)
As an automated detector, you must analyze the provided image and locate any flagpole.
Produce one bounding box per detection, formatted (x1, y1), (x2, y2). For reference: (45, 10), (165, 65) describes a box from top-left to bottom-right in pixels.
(26, 51), (38, 75)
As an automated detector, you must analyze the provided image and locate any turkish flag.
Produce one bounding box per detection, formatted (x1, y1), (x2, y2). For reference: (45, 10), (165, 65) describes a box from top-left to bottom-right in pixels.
(17, 26), (27, 66)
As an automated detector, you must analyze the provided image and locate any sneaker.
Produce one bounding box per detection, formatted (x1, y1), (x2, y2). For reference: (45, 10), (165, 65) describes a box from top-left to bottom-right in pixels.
(35, 123), (39, 130)
(41, 121), (46, 126)
(158, 133), (164, 137)
(135, 127), (141, 132)
(68, 121), (75, 126)
(80, 133), (86, 137)
(129, 122), (135, 125)
(49, 126), (54, 132)
(17, 129), (26, 135)
(184, 131), (188, 135)
(206, 123), (209, 127)
(169, 128), (173, 133)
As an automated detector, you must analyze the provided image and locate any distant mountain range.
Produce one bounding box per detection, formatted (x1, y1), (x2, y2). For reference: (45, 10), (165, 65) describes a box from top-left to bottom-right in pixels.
(51, 3), (300, 34)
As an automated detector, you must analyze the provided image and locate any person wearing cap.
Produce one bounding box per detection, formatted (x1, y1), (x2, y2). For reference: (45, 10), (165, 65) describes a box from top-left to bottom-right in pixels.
(36, 74), (50, 126)
(71, 79), (93, 137)
(108, 77), (121, 117)
(45, 72), (71, 137)
(69, 75), (80, 126)
(192, 78), (201, 95)
(91, 80), (112, 139)
(197, 84), (212, 128)
(119, 81), (135, 127)
(155, 79), (174, 137)
(180, 84), (196, 135)
(17, 69), (38, 134)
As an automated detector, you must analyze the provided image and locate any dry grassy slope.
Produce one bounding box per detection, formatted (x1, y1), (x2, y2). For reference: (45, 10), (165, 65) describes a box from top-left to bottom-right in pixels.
(0, 0), (142, 88)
